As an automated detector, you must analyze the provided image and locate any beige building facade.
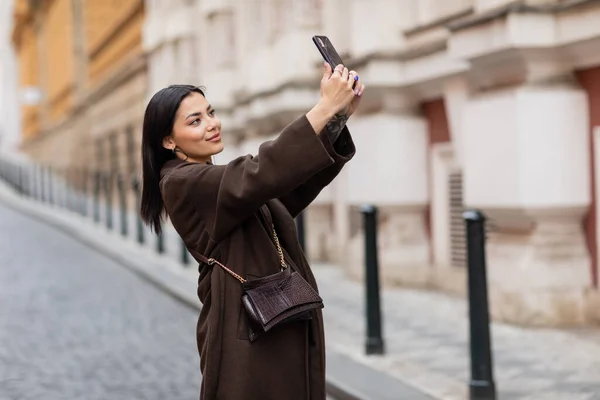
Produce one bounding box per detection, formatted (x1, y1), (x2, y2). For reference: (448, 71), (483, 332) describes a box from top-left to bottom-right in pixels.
(10, 0), (600, 327)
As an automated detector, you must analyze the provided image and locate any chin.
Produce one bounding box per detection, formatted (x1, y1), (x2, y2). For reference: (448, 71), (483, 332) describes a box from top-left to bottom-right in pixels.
(213, 142), (225, 155)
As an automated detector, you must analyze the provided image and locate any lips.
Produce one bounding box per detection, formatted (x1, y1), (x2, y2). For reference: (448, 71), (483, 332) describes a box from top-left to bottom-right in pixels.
(207, 131), (221, 142)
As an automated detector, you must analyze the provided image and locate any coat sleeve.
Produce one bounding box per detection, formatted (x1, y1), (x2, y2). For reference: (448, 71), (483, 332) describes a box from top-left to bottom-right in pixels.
(162, 115), (336, 241)
(277, 126), (355, 218)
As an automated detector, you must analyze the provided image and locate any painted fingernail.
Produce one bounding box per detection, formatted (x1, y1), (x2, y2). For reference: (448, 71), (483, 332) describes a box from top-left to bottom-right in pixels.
(354, 75), (359, 81)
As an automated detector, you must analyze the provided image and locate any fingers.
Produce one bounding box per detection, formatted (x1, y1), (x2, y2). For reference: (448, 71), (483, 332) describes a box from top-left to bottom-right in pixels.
(348, 70), (359, 91)
(331, 64), (344, 78)
(322, 62), (332, 80)
(341, 66), (349, 81)
(358, 83), (365, 97)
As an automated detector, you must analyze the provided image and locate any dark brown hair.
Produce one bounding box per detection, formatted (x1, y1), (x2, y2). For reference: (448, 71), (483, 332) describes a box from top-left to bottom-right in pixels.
(140, 84), (205, 234)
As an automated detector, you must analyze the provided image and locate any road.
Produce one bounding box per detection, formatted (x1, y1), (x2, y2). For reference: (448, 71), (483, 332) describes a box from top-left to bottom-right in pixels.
(0, 202), (201, 400)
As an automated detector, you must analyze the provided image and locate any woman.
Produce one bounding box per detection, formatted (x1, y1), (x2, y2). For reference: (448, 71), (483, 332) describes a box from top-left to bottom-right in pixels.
(140, 63), (365, 400)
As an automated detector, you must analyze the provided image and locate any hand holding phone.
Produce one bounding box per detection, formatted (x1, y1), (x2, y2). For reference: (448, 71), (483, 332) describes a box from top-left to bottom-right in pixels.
(312, 35), (358, 89)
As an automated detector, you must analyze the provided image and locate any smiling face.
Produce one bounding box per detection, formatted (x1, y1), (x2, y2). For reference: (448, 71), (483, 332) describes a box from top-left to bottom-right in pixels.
(162, 92), (223, 163)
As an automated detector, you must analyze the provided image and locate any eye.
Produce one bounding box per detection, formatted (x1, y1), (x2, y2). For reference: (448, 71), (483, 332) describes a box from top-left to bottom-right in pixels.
(208, 109), (216, 117)
(190, 118), (200, 126)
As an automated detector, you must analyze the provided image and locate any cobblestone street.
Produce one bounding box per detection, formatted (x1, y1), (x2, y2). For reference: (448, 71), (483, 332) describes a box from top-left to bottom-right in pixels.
(0, 203), (201, 400)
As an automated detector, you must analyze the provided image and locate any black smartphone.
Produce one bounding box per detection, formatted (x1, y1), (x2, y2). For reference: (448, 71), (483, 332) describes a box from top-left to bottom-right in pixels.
(312, 35), (357, 89)
(312, 35), (345, 71)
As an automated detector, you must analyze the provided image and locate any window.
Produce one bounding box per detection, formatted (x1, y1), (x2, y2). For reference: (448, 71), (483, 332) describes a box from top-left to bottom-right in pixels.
(449, 170), (466, 268)
(208, 11), (236, 67)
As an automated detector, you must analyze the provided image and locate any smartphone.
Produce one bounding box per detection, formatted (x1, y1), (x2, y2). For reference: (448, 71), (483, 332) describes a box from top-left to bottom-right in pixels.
(312, 35), (345, 71)
(312, 35), (357, 89)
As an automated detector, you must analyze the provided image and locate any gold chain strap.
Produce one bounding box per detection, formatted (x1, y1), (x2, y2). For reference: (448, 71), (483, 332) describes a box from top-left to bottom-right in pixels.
(207, 258), (247, 284)
(207, 224), (287, 283)
(271, 224), (288, 270)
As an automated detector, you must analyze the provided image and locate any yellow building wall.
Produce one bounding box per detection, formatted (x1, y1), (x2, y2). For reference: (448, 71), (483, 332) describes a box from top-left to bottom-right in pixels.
(85, 0), (144, 86)
(18, 24), (39, 140)
(12, 0), (145, 144)
(45, 0), (75, 123)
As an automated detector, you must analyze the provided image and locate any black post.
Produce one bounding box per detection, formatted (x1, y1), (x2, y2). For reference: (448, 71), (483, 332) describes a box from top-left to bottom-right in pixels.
(54, 167), (60, 208)
(48, 166), (54, 205)
(31, 164), (37, 200)
(19, 164), (26, 196)
(132, 176), (145, 245)
(74, 168), (82, 215)
(93, 171), (100, 223)
(24, 165), (31, 198)
(361, 204), (385, 355)
(66, 168), (73, 211)
(156, 231), (165, 254)
(17, 164), (23, 194)
(464, 210), (496, 400)
(295, 211), (306, 253)
(181, 239), (190, 266)
(105, 172), (113, 230)
(40, 165), (46, 203)
(117, 174), (128, 237)
(81, 168), (88, 217)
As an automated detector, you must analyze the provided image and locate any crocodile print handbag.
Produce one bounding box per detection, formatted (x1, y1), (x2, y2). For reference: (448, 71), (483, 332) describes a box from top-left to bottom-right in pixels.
(192, 225), (323, 342)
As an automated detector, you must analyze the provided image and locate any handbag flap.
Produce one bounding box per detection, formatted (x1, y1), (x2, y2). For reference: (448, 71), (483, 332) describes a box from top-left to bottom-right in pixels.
(244, 271), (323, 326)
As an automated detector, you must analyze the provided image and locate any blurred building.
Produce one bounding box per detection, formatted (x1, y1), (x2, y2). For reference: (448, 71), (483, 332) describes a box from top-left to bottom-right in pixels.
(0, 0), (20, 152)
(11, 0), (146, 175)
(9, 0), (600, 327)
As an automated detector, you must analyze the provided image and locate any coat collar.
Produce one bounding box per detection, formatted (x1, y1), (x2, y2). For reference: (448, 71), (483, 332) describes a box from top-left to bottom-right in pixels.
(161, 158), (213, 179)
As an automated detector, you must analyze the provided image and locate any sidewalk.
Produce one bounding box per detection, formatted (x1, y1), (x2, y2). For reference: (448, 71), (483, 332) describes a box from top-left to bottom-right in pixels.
(1, 180), (599, 400)
(317, 266), (600, 399)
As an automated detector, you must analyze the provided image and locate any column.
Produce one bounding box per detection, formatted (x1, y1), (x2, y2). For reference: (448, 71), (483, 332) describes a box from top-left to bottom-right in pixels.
(462, 78), (592, 325)
(345, 106), (431, 286)
(71, 0), (87, 102)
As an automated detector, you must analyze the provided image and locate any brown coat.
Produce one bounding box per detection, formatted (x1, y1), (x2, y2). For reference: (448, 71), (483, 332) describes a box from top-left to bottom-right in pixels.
(160, 115), (355, 400)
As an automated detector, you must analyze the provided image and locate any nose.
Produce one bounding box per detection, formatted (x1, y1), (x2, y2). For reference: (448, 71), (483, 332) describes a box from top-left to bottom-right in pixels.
(206, 115), (219, 130)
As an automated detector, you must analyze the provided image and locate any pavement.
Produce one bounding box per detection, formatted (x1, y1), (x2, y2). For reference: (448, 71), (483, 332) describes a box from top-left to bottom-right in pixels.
(0, 201), (201, 400)
(1, 178), (600, 400)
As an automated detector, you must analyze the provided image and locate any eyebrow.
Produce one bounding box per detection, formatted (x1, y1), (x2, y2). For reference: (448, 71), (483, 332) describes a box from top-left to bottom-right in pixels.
(185, 104), (212, 120)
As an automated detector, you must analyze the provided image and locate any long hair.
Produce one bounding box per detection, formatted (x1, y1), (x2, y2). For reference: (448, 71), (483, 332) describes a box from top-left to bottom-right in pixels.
(140, 84), (205, 234)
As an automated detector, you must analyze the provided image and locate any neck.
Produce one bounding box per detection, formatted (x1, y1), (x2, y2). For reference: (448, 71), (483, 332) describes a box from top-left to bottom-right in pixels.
(174, 148), (211, 164)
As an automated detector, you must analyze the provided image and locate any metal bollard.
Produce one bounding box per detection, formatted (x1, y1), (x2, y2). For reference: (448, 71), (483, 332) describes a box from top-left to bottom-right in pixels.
(66, 168), (73, 211)
(48, 166), (54, 206)
(40, 165), (46, 203)
(464, 210), (496, 400)
(75, 168), (82, 215)
(295, 211), (306, 254)
(156, 231), (165, 254)
(361, 204), (385, 355)
(105, 172), (113, 230)
(117, 174), (128, 237)
(25, 165), (31, 198)
(17, 164), (23, 194)
(131, 176), (145, 245)
(81, 168), (88, 217)
(54, 168), (60, 208)
(93, 171), (100, 222)
(181, 239), (190, 266)
(31, 164), (37, 200)
(21, 165), (28, 197)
